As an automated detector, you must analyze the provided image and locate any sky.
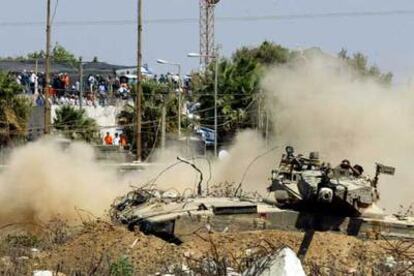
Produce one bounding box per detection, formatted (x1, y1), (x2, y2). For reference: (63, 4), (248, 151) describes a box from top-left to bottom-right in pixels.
(2, 0), (414, 83)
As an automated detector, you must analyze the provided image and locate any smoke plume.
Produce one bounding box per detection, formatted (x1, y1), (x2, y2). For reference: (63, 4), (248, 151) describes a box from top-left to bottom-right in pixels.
(0, 138), (125, 224)
(262, 54), (414, 211)
(0, 53), (411, 226)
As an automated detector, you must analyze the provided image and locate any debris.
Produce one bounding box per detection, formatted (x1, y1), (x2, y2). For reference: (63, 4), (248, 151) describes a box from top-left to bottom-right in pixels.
(384, 256), (397, 269)
(1, 256), (12, 268)
(226, 267), (241, 276)
(130, 238), (138, 249)
(242, 247), (305, 276)
(33, 271), (65, 276)
(33, 272), (53, 276)
(31, 248), (40, 258)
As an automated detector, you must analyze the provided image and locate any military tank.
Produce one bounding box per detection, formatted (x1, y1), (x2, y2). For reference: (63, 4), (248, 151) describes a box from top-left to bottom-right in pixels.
(267, 146), (395, 217)
(110, 147), (413, 250)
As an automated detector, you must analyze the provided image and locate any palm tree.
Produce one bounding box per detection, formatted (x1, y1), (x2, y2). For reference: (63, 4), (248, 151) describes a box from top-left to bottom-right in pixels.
(53, 105), (98, 143)
(117, 80), (174, 159)
(0, 72), (32, 146)
(192, 41), (293, 142)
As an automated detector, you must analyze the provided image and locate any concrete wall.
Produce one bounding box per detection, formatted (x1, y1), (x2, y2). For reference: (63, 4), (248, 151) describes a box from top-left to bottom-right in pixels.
(51, 104), (124, 140)
(27, 105), (45, 141)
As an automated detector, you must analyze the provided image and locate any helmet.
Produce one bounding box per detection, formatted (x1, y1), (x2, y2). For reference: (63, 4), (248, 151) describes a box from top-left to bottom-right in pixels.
(285, 146), (295, 155)
(340, 159), (351, 169)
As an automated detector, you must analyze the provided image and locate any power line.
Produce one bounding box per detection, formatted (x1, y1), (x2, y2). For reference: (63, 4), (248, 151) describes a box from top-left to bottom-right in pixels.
(2, 10), (414, 28)
(51, 0), (59, 24)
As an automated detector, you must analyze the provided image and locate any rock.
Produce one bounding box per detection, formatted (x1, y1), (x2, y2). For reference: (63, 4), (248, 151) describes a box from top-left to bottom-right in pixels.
(242, 247), (305, 276)
(18, 256), (30, 261)
(227, 267), (241, 276)
(31, 248), (40, 258)
(384, 256), (397, 269)
(1, 256), (12, 268)
(346, 268), (357, 274)
(183, 251), (193, 258)
(33, 271), (66, 276)
(33, 272), (53, 276)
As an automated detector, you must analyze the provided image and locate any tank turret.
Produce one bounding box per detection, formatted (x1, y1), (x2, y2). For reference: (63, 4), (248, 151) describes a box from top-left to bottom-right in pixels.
(268, 146), (395, 217)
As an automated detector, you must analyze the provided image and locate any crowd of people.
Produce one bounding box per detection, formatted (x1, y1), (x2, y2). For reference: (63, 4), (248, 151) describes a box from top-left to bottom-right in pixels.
(13, 70), (45, 94)
(11, 69), (192, 108)
(12, 70), (119, 107)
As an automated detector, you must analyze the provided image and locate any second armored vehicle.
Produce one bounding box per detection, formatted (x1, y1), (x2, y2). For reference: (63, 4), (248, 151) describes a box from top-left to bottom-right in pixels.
(267, 146), (395, 217)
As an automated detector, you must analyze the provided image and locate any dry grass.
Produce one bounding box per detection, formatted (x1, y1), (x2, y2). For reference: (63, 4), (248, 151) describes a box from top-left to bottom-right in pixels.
(0, 216), (412, 275)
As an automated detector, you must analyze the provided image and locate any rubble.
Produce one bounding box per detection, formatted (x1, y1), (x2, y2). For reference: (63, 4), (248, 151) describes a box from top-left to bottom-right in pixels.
(0, 148), (409, 274)
(33, 271), (66, 276)
(242, 247), (305, 276)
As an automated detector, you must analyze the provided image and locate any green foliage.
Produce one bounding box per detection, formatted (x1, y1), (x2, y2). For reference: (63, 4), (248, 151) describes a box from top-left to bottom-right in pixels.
(118, 80), (178, 159)
(110, 256), (134, 276)
(192, 42), (394, 144)
(53, 105), (98, 142)
(193, 41), (291, 140)
(4, 234), (40, 248)
(27, 50), (46, 60)
(1, 43), (81, 66)
(338, 48), (393, 85)
(52, 43), (79, 66)
(232, 40), (291, 65)
(0, 72), (32, 146)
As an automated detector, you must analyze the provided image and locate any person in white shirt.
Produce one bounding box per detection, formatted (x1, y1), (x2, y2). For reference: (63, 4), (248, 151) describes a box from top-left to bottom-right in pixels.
(113, 133), (120, 146)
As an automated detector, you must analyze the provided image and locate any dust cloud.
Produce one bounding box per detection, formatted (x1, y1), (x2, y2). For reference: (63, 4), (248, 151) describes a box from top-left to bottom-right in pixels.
(262, 54), (414, 211)
(130, 130), (275, 197)
(0, 138), (125, 225)
(211, 130), (275, 194)
(0, 54), (411, 225)
(130, 54), (414, 211)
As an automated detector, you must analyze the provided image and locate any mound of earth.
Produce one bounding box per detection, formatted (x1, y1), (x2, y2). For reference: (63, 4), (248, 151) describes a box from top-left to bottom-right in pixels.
(31, 221), (389, 275)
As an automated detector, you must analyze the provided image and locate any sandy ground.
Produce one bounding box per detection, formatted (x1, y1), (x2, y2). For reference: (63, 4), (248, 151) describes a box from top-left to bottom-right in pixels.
(26, 221), (393, 275)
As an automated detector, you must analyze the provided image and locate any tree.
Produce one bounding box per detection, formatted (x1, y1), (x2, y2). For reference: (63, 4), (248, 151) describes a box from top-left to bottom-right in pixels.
(27, 50), (46, 60)
(192, 41), (291, 142)
(0, 72), (32, 146)
(51, 43), (79, 66)
(232, 40), (291, 65)
(192, 43), (394, 146)
(338, 48), (393, 85)
(0, 43), (83, 66)
(53, 105), (98, 143)
(117, 80), (178, 159)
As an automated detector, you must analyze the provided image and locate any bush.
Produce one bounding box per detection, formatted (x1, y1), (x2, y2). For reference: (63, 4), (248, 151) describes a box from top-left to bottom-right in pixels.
(110, 256), (134, 276)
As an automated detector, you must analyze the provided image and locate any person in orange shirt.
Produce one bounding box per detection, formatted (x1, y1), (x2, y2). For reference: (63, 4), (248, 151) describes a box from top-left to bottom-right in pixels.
(104, 132), (113, 145)
(120, 133), (127, 149)
(63, 73), (70, 89)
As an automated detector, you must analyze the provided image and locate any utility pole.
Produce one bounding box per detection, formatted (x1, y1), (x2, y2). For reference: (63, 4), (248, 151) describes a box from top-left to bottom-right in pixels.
(214, 50), (219, 157)
(136, 0), (143, 161)
(177, 65), (182, 138)
(265, 111), (270, 146)
(44, 0), (52, 134)
(156, 59), (182, 138)
(79, 57), (83, 109)
(35, 59), (39, 94)
(161, 103), (166, 149)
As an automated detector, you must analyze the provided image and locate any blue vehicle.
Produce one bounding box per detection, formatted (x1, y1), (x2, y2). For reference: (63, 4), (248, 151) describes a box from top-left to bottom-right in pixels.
(196, 127), (215, 146)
